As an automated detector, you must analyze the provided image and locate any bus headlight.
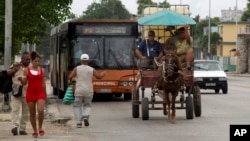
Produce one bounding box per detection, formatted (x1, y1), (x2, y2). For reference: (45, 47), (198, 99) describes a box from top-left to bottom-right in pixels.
(119, 81), (134, 86)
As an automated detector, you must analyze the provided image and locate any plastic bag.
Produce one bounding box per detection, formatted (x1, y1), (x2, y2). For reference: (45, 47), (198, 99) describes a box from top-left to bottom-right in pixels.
(12, 85), (23, 97)
(62, 85), (75, 105)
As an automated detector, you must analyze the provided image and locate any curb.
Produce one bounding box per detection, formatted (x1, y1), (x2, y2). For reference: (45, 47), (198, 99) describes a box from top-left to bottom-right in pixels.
(226, 72), (250, 77)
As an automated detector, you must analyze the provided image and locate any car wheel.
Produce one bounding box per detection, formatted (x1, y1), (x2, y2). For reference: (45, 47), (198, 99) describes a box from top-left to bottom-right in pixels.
(222, 86), (228, 94)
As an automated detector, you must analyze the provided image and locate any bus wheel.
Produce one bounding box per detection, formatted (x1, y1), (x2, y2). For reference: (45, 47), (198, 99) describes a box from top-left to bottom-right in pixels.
(124, 93), (131, 100)
(114, 93), (122, 97)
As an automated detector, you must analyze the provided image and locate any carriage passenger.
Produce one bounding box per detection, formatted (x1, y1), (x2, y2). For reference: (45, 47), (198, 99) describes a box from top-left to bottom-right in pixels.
(136, 30), (164, 69)
(165, 25), (194, 69)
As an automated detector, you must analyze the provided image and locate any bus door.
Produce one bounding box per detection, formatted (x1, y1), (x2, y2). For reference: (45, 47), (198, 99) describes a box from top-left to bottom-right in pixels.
(57, 35), (68, 97)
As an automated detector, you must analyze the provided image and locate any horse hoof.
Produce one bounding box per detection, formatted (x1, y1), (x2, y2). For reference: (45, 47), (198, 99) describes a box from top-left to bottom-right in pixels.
(163, 111), (167, 115)
(167, 116), (171, 121)
(170, 119), (176, 124)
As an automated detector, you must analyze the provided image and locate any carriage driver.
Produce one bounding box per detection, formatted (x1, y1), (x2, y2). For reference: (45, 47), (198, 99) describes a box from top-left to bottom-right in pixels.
(165, 25), (194, 69)
(136, 30), (164, 69)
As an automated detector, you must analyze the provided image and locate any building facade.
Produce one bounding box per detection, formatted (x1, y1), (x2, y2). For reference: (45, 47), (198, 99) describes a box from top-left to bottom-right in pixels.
(217, 21), (250, 56)
(221, 7), (243, 22)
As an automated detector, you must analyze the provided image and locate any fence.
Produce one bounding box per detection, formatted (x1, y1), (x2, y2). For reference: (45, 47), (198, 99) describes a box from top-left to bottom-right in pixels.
(212, 56), (236, 72)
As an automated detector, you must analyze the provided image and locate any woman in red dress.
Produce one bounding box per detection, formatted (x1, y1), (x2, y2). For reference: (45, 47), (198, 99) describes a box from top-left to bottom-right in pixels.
(22, 51), (46, 138)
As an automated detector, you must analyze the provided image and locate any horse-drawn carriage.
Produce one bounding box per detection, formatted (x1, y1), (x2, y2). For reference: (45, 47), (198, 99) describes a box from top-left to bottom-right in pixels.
(132, 58), (201, 121)
(131, 6), (201, 122)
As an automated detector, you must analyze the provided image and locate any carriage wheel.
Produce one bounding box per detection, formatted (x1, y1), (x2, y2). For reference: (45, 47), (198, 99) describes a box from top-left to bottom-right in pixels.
(193, 85), (202, 117)
(132, 88), (139, 118)
(141, 97), (149, 120)
(185, 96), (194, 119)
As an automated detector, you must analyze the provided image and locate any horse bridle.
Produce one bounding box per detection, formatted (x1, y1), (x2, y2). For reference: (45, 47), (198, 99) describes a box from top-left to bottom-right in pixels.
(162, 52), (179, 83)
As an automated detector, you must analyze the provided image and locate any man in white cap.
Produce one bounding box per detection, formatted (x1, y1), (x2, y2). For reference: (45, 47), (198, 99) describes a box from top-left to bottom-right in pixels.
(68, 53), (105, 128)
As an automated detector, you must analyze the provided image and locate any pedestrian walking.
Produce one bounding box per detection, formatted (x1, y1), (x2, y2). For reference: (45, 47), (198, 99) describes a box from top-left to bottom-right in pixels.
(68, 53), (105, 128)
(21, 51), (47, 138)
(7, 51), (30, 136)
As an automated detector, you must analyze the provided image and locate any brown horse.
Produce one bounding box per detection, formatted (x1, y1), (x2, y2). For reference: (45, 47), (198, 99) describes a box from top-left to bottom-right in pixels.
(156, 50), (184, 123)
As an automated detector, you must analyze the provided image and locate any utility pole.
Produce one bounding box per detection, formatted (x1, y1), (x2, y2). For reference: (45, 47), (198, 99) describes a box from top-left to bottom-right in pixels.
(235, 0), (238, 51)
(235, 0), (239, 73)
(4, 0), (13, 70)
(1, 0), (13, 112)
(208, 0), (211, 59)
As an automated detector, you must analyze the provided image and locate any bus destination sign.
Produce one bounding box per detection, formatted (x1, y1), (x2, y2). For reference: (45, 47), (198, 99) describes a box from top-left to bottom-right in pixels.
(83, 26), (126, 34)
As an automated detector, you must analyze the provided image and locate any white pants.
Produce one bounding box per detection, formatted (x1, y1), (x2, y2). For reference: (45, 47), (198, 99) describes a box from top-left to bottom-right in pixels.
(73, 96), (93, 124)
(10, 96), (29, 131)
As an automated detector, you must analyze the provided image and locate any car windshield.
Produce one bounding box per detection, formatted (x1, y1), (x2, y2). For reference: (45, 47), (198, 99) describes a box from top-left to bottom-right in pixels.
(194, 61), (223, 71)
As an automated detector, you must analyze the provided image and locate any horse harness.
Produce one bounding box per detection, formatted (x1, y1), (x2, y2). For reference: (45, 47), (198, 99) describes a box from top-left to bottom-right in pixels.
(162, 53), (181, 84)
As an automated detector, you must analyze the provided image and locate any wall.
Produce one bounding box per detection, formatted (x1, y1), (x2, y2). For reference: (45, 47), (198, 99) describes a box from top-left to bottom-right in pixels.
(236, 34), (250, 73)
(218, 22), (250, 56)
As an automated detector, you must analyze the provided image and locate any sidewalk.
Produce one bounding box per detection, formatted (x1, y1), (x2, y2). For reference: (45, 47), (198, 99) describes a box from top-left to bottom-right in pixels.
(226, 72), (250, 77)
(0, 80), (74, 141)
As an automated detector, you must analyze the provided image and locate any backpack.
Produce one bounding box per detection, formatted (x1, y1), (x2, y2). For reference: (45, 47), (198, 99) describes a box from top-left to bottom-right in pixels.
(0, 70), (13, 94)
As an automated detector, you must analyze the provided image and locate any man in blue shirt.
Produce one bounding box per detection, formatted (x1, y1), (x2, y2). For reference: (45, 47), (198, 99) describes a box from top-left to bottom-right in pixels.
(136, 30), (163, 69)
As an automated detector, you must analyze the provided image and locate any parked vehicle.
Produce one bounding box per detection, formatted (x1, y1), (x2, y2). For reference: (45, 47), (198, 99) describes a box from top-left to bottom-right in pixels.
(194, 60), (228, 94)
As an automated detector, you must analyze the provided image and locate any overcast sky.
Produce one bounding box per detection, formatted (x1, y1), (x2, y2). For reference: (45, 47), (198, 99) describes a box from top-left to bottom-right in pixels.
(70, 0), (247, 18)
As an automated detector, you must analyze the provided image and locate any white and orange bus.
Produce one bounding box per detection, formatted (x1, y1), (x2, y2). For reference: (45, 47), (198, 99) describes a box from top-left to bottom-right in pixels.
(50, 19), (139, 100)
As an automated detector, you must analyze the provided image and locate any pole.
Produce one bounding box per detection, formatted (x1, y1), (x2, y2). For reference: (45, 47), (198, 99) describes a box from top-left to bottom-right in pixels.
(235, 0), (239, 73)
(208, 0), (211, 59)
(235, 0), (238, 50)
(4, 0), (13, 70)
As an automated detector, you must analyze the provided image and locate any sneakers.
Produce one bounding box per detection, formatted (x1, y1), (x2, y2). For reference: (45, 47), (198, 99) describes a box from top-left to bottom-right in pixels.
(11, 127), (18, 136)
(19, 131), (28, 135)
(11, 127), (28, 136)
(83, 118), (89, 127)
(76, 123), (82, 128)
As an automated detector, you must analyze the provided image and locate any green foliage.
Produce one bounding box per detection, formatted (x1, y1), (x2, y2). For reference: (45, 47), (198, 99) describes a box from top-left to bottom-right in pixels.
(137, 0), (169, 15)
(241, 0), (250, 21)
(198, 32), (222, 55)
(0, 0), (74, 57)
(194, 17), (220, 39)
(137, 0), (155, 15)
(82, 0), (131, 20)
(193, 16), (221, 55)
(36, 24), (52, 63)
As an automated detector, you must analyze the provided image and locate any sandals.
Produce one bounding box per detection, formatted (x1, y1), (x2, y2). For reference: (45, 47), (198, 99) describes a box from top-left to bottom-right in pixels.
(32, 129), (44, 138)
(32, 132), (38, 138)
(39, 129), (45, 136)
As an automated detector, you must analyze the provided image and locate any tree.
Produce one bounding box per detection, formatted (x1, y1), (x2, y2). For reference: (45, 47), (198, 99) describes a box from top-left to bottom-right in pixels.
(0, 0), (74, 57)
(194, 17), (220, 39)
(199, 32), (222, 55)
(82, 0), (131, 20)
(137, 0), (169, 15)
(241, 0), (250, 21)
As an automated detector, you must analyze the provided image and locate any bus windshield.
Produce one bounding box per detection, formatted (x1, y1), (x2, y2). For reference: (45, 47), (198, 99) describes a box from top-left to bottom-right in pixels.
(70, 36), (135, 69)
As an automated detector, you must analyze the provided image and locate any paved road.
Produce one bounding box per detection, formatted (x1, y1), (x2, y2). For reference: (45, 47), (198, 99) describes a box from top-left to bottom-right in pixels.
(0, 74), (249, 141)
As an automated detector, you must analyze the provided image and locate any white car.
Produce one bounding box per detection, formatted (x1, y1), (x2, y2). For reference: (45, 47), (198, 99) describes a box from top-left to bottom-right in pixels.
(193, 60), (228, 94)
